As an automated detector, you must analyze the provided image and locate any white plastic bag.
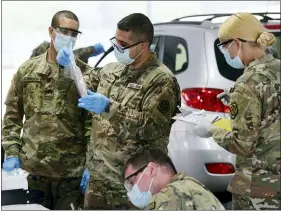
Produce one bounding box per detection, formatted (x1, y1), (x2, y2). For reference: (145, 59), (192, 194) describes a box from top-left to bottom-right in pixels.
(65, 48), (88, 97)
(2, 168), (29, 191)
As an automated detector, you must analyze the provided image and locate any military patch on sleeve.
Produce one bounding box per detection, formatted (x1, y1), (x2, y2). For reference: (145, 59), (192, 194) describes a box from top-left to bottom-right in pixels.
(230, 102), (238, 119)
(158, 100), (170, 114)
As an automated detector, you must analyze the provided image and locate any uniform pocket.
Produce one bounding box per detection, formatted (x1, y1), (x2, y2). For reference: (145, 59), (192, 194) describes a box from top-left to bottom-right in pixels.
(120, 88), (143, 110)
(23, 78), (43, 117)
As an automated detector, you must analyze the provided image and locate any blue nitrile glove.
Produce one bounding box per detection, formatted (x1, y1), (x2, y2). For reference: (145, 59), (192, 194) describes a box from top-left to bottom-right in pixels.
(78, 90), (110, 114)
(56, 47), (71, 66)
(92, 43), (105, 56)
(3, 157), (20, 171)
(80, 168), (90, 194)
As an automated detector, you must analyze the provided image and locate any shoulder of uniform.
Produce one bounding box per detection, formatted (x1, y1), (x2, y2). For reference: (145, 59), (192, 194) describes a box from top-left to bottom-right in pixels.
(104, 62), (124, 70)
(244, 59), (280, 82)
(155, 61), (175, 77)
(147, 65), (177, 85)
(151, 181), (194, 209)
(234, 69), (278, 95)
(147, 188), (174, 209)
(27, 53), (45, 63)
(17, 54), (44, 75)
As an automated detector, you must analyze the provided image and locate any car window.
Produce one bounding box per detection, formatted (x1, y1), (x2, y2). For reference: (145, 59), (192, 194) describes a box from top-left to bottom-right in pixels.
(150, 36), (160, 57)
(163, 36), (188, 74)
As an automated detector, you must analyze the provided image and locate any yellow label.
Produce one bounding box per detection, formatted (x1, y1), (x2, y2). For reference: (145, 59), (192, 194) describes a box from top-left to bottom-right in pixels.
(212, 118), (232, 131)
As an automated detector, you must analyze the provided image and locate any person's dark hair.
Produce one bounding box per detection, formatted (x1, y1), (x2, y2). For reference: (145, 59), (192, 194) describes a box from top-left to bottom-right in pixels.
(117, 13), (154, 46)
(51, 10), (79, 27)
(123, 148), (177, 180)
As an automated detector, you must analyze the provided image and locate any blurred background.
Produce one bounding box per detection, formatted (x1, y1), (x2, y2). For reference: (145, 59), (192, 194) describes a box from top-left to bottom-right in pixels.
(1, 1), (280, 116)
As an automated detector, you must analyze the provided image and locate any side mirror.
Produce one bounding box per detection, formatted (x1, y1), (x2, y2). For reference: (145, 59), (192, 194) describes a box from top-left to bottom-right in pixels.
(176, 47), (182, 54)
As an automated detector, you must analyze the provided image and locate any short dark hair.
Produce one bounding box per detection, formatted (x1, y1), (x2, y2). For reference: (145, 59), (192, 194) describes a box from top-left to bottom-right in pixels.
(51, 10), (79, 27)
(123, 148), (177, 180)
(117, 13), (154, 46)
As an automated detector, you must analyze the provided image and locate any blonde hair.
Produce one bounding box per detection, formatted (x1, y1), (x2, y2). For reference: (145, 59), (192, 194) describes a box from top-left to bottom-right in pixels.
(218, 12), (276, 49)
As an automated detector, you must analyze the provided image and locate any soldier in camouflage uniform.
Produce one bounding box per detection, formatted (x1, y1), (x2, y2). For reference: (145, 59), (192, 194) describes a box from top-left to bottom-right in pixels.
(122, 148), (225, 210)
(194, 13), (280, 210)
(30, 41), (104, 64)
(57, 13), (181, 209)
(1, 10), (102, 210)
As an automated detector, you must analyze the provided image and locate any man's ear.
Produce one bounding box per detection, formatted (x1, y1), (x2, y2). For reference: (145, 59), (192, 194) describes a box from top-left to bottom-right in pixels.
(147, 162), (158, 177)
(142, 42), (150, 51)
(49, 26), (55, 38)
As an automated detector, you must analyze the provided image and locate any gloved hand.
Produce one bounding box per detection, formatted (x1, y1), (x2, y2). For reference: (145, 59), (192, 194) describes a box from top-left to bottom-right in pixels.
(78, 90), (110, 114)
(80, 168), (90, 194)
(56, 47), (71, 66)
(217, 89), (230, 106)
(92, 43), (105, 56)
(194, 119), (216, 138)
(3, 157), (20, 171)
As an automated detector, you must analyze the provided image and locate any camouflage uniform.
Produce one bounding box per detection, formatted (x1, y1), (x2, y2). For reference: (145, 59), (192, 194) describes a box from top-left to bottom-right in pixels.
(145, 172), (224, 210)
(83, 53), (181, 209)
(30, 41), (96, 63)
(2, 51), (94, 210)
(210, 54), (281, 210)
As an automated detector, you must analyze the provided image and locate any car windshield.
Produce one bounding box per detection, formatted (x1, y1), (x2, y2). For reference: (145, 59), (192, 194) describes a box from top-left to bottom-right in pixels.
(214, 32), (280, 82)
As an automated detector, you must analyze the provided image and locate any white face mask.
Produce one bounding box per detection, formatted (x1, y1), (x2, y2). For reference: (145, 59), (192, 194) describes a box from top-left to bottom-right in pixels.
(127, 168), (154, 209)
(113, 42), (143, 66)
(219, 41), (245, 69)
(53, 31), (77, 52)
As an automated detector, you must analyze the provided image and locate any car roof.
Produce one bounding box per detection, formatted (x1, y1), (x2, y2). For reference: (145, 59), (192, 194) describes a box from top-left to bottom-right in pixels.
(153, 12), (280, 31)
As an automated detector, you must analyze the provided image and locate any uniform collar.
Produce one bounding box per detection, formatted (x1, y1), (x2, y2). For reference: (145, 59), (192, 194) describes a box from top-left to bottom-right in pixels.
(170, 172), (187, 183)
(246, 54), (275, 70)
(129, 52), (159, 71)
(112, 52), (159, 78)
(36, 51), (51, 75)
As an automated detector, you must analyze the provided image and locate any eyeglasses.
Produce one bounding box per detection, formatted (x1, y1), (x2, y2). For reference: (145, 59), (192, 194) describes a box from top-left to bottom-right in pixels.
(110, 37), (143, 54)
(52, 25), (82, 39)
(217, 38), (247, 54)
(124, 165), (147, 192)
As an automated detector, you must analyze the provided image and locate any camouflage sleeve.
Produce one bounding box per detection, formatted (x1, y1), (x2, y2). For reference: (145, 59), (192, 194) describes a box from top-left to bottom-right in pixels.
(73, 46), (95, 64)
(2, 71), (24, 157)
(30, 41), (50, 58)
(102, 75), (180, 140)
(211, 81), (261, 156)
(82, 65), (102, 93)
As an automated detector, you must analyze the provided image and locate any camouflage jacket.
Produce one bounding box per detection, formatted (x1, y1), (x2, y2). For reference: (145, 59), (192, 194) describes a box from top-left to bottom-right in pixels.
(211, 54), (281, 198)
(145, 172), (224, 210)
(30, 41), (96, 64)
(2, 51), (94, 178)
(84, 53), (181, 192)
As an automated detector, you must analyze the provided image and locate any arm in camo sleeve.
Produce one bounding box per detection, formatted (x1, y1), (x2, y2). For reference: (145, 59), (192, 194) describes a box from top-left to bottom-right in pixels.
(210, 81), (261, 156)
(102, 74), (180, 140)
(2, 70), (25, 157)
(30, 41), (50, 58)
(73, 46), (95, 64)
